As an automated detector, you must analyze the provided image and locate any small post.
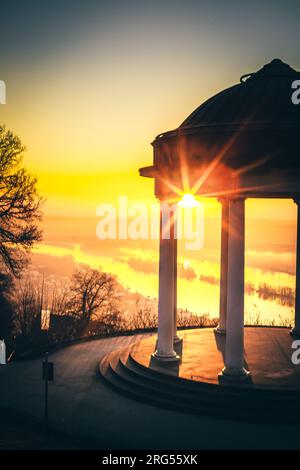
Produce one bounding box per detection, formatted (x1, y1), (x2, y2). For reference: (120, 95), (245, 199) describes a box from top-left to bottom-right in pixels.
(42, 352), (54, 433)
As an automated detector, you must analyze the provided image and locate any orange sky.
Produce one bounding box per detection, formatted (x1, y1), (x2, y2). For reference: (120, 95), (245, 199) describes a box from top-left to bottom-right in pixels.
(1, 1), (299, 220)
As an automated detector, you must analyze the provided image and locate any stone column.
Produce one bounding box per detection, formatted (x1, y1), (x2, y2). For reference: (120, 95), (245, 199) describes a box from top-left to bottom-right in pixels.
(172, 208), (182, 344)
(291, 199), (300, 337)
(219, 198), (250, 383)
(215, 198), (229, 335)
(152, 202), (180, 363)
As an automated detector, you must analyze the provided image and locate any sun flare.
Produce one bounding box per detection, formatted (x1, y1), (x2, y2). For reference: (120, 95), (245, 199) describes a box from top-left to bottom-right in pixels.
(178, 193), (199, 209)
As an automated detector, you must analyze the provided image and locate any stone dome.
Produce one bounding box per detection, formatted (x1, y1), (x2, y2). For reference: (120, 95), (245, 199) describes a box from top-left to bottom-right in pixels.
(141, 59), (300, 198)
(179, 59), (300, 129)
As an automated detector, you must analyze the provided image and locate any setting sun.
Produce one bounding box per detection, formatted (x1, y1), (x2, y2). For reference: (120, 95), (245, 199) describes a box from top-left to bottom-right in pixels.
(178, 193), (200, 208)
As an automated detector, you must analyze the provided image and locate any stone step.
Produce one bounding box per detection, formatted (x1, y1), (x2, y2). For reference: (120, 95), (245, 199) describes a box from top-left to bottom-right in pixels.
(107, 359), (300, 423)
(106, 362), (241, 421)
(99, 347), (300, 424)
(99, 345), (132, 375)
(127, 352), (300, 405)
(117, 359), (225, 408)
(119, 356), (300, 415)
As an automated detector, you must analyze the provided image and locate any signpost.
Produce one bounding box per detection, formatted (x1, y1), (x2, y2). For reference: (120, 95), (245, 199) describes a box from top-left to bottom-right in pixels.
(42, 352), (54, 431)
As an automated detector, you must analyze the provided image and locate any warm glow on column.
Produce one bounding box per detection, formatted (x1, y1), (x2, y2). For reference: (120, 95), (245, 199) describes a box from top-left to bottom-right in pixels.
(178, 193), (199, 208)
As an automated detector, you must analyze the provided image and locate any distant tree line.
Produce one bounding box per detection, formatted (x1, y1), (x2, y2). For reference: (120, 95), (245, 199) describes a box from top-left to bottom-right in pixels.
(5, 264), (216, 358)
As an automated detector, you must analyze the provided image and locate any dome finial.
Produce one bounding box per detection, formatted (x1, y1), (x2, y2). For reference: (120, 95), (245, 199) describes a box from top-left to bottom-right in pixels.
(240, 58), (300, 83)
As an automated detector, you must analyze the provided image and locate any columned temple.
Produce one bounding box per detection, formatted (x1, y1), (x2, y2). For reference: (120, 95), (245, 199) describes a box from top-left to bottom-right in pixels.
(139, 59), (300, 383)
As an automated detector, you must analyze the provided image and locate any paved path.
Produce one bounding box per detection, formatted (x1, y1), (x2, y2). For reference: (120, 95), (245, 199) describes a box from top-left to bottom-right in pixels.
(1, 333), (300, 449)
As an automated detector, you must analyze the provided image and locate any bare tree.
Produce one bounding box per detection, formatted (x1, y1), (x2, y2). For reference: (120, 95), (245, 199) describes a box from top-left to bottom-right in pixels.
(94, 309), (123, 336)
(13, 278), (44, 336)
(0, 125), (43, 276)
(67, 266), (116, 334)
(129, 299), (157, 330)
(50, 285), (70, 317)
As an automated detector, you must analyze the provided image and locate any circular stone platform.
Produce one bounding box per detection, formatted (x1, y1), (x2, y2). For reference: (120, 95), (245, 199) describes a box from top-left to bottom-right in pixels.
(99, 327), (300, 423)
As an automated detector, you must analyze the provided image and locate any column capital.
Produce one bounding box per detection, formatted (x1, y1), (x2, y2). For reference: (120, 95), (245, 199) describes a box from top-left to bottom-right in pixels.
(218, 195), (247, 204)
(158, 199), (178, 209)
(227, 195), (247, 202)
(217, 197), (229, 205)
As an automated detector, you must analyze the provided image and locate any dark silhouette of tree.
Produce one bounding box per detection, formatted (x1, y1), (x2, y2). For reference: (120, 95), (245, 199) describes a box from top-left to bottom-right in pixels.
(0, 125), (43, 276)
(67, 266), (116, 334)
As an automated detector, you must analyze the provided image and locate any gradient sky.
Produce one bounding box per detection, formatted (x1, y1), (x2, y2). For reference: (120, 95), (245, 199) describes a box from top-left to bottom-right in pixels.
(1, 0), (300, 216)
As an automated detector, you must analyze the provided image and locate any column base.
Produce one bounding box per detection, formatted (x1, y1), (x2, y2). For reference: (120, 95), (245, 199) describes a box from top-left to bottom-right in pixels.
(174, 335), (183, 345)
(218, 366), (251, 385)
(290, 328), (300, 338)
(214, 326), (226, 335)
(151, 350), (180, 364)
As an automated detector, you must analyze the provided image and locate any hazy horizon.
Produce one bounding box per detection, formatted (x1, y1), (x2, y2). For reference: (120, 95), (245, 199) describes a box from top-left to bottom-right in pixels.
(25, 213), (297, 325)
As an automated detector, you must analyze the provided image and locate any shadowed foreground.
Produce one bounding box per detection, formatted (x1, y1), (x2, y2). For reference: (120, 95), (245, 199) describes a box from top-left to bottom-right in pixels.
(1, 332), (300, 449)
